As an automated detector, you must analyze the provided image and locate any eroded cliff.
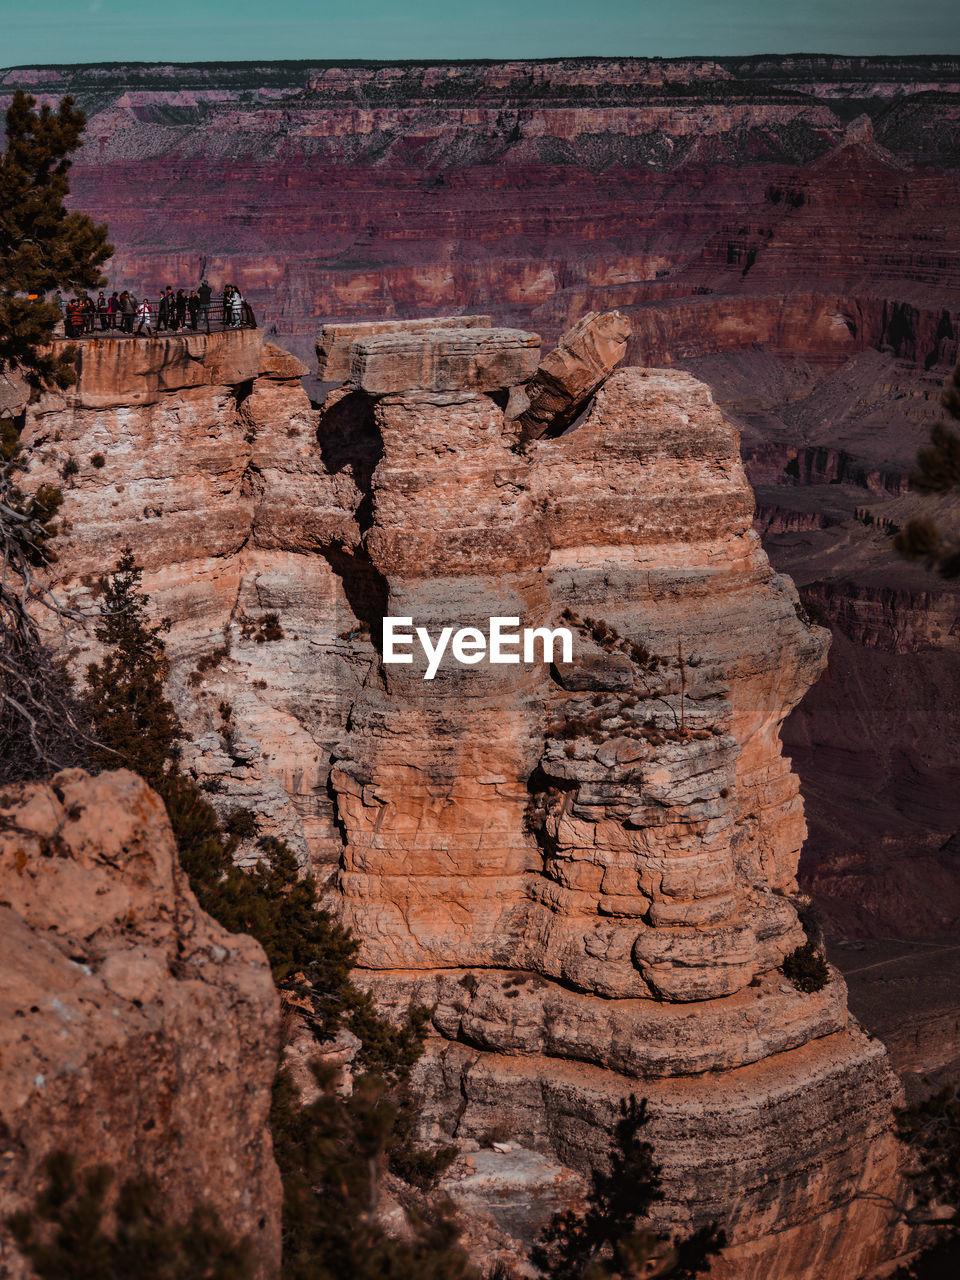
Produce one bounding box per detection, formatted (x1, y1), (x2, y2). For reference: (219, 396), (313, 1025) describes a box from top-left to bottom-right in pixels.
(16, 323), (912, 1278)
(0, 768), (282, 1279)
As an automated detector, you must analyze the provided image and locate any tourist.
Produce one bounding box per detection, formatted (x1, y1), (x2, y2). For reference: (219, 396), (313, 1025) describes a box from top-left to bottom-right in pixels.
(82, 294), (96, 334)
(54, 290), (64, 316)
(230, 287), (244, 328)
(175, 289), (187, 329)
(188, 290), (200, 331)
(135, 296), (153, 336)
(65, 297), (83, 339)
(221, 285), (232, 328)
(97, 291), (109, 330)
(157, 290), (169, 332)
(120, 290), (135, 333)
(198, 278), (212, 332)
(165, 286), (177, 331)
(108, 291), (120, 328)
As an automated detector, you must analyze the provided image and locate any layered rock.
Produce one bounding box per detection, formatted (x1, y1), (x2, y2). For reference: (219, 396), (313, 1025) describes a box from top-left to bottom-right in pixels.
(317, 314), (492, 382)
(17, 324), (912, 1278)
(9, 60), (955, 935)
(323, 339), (908, 1278)
(514, 309), (631, 439)
(0, 769), (281, 1279)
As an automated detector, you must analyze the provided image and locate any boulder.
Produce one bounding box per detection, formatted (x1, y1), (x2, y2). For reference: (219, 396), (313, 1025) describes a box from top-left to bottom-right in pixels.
(349, 326), (540, 395)
(514, 310), (631, 440)
(316, 314), (492, 382)
(0, 769), (282, 1279)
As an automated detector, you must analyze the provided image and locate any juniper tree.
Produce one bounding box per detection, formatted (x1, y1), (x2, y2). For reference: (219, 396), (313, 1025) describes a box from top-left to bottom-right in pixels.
(532, 1096), (723, 1279)
(893, 1086), (960, 1276)
(0, 90), (112, 389)
(895, 365), (960, 576)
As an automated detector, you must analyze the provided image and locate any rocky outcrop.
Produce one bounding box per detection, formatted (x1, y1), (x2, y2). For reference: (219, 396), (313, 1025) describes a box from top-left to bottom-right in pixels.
(317, 314), (492, 382)
(321, 339), (908, 1278)
(18, 324), (912, 1278)
(350, 326), (540, 395)
(0, 769), (281, 1279)
(514, 309), (631, 439)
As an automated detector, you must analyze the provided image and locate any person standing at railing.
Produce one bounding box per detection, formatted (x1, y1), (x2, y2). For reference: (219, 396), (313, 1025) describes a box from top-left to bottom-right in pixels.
(198, 279), (212, 333)
(164, 286), (177, 332)
(135, 296), (154, 336)
(82, 294), (96, 334)
(120, 291), (135, 333)
(65, 297), (83, 339)
(97, 291), (109, 331)
(175, 289), (187, 330)
(221, 285), (232, 328)
(157, 291), (169, 332)
(108, 291), (120, 329)
(230, 288), (244, 329)
(188, 290), (200, 331)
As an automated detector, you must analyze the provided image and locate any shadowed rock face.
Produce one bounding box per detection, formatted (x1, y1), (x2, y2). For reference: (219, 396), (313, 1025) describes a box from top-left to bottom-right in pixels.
(0, 769), (282, 1280)
(18, 326), (911, 1279)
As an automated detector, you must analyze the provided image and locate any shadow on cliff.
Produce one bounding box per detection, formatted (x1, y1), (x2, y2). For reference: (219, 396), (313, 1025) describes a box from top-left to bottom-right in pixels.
(316, 389), (383, 533)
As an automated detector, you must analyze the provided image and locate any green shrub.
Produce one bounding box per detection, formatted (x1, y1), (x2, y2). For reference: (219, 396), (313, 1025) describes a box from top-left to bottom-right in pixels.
(782, 942), (829, 993)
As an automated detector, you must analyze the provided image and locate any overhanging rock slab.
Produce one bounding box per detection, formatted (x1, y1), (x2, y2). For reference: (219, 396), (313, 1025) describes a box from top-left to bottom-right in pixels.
(316, 314), (493, 381)
(350, 327), (541, 395)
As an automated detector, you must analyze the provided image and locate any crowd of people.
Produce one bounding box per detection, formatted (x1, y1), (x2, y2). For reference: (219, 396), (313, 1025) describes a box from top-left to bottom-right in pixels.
(56, 281), (255, 338)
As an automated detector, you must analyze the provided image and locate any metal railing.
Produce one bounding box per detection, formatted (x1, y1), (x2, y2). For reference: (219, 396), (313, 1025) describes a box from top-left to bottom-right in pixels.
(59, 300), (258, 340)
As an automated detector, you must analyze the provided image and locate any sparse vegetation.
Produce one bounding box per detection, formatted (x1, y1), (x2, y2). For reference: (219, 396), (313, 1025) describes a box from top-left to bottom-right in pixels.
(896, 365), (960, 576)
(0, 422), (91, 783)
(239, 610), (285, 643)
(781, 942), (829, 994)
(6, 1151), (255, 1280)
(533, 1095), (723, 1279)
(893, 1086), (960, 1275)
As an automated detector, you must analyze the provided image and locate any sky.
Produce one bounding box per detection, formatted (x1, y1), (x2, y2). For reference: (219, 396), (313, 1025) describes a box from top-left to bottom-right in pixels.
(0, 0), (957, 66)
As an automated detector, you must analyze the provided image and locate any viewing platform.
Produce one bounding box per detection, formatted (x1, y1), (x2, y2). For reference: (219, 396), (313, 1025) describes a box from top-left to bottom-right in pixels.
(47, 327), (265, 408)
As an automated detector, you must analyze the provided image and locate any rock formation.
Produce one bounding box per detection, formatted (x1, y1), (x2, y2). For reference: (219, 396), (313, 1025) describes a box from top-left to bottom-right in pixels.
(0, 768), (281, 1279)
(5, 56), (957, 942)
(513, 309), (631, 439)
(16, 322), (912, 1278)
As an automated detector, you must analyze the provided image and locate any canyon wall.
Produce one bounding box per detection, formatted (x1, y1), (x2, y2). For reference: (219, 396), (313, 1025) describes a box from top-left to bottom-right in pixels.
(17, 325), (912, 1278)
(3, 55), (958, 938)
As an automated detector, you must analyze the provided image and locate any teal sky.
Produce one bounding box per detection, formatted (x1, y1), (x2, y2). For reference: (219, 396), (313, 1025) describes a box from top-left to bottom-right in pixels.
(0, 0), (957, 65)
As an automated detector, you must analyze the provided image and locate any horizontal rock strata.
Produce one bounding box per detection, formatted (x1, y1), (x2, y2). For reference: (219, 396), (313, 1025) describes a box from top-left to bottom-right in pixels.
(349, 326), (541, 394)
(317, 314), (492, 381)
(19, 325), (911, 1279)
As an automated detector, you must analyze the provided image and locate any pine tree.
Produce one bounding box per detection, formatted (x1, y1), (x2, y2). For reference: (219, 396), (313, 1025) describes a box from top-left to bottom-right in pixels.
(532, 1096), (722, 1279)
(893, 1086), (960, 1276)
(0, 90), (112, 389)
(84, 548), (182, 783)
(0, 418), (90, 781)
(895, 365), (960, 576)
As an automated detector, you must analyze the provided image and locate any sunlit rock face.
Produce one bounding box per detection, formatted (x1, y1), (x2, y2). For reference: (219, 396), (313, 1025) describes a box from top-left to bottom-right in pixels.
(6, 54), (960, 935)
(0, 769), (281, 1280)
(20, 325), (909, 1279)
